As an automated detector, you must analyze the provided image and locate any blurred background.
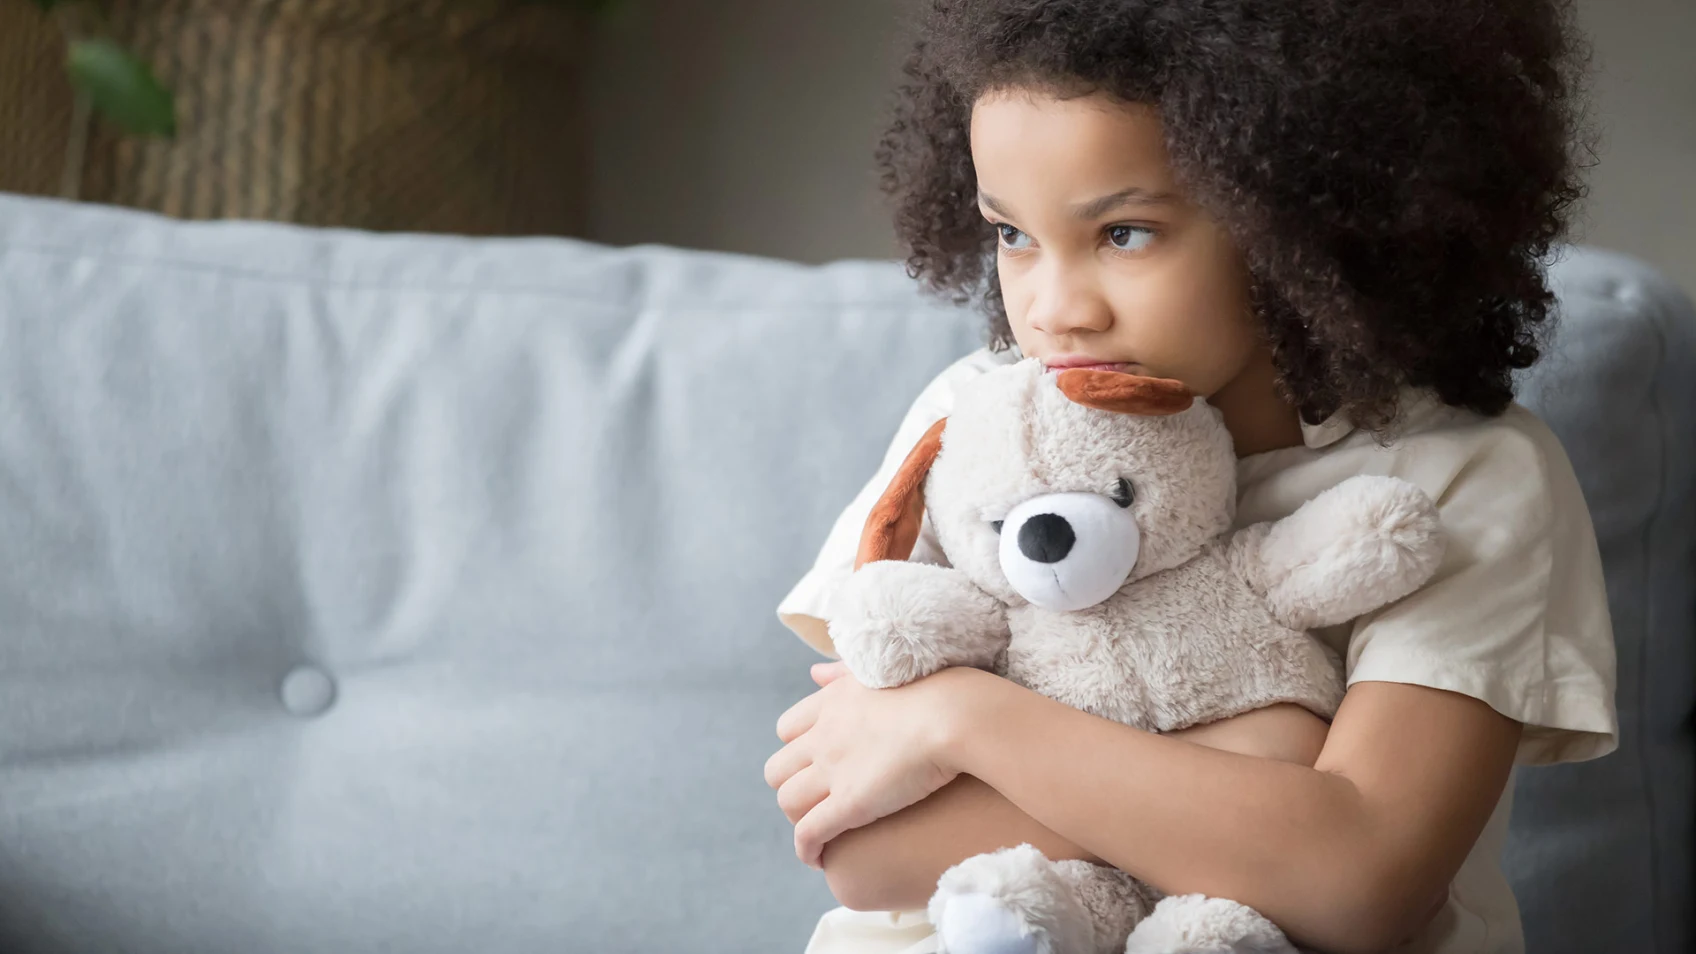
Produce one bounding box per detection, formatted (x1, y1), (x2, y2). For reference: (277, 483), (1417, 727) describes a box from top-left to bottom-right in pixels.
(3, 0), (1691, 288)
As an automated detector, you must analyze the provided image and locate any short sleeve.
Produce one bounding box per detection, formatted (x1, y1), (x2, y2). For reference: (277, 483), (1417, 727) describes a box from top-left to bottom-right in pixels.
(1344, 408), (1618, 765)
(776, 348), (1010, 656)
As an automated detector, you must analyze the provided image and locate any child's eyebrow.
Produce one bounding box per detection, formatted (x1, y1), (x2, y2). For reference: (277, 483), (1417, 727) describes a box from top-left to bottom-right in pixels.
(977, 192), (1014, 217)
(1069, 187), (1176, 219)
(977, 188), (1177, 220)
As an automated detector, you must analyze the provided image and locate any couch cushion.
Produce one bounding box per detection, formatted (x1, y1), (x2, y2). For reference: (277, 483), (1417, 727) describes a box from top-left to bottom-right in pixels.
(0, 193), (982, 952)
(0, 192), (1690, 953)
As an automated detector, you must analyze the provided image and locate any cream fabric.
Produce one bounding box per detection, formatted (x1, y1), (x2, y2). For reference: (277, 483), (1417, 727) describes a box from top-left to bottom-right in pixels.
(780, 348), (1618, 954)
(805, 910), (939, 954)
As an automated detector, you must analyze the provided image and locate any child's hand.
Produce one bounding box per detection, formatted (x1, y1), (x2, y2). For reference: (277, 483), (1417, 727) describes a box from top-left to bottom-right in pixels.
(764, 662), (984, 868)
(808, 660), (852, 687)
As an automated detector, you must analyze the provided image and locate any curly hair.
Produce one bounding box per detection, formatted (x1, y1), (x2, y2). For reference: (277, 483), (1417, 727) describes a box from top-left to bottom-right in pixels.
(876, 0), (1590, 428)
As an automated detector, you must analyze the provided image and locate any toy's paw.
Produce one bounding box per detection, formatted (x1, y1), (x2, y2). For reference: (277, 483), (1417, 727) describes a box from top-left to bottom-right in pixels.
(829, 561), (1005, 689)
(936, 893), (1045, 954)
(1123, 895), (1294, 954)
(1257, 475), (1445, 630)
(930, 845), (1095, 954)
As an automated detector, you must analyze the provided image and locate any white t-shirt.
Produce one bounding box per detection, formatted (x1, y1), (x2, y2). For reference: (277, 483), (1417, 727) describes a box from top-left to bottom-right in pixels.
(778, 349), (1619, 954)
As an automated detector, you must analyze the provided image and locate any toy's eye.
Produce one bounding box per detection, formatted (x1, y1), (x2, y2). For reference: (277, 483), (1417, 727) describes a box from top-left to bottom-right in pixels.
(990, 520), (1004, 534)
(1110, 478), (1135, 509)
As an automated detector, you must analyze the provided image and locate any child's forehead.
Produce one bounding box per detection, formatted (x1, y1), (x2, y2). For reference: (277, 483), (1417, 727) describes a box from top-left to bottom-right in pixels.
(969, 90), (1181, 203)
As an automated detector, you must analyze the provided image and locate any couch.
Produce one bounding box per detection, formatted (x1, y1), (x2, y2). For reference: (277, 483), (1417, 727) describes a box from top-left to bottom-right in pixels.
(0, 193), (1690, 953)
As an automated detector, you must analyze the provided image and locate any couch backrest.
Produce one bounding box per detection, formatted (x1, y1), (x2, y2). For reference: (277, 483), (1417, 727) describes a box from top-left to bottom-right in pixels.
(1507, 248), (1694, 953)
(0, 193), (1690, 953)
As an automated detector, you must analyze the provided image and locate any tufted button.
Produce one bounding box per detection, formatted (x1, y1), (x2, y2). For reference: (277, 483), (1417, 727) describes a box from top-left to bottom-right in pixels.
(280, 665), (337, 717)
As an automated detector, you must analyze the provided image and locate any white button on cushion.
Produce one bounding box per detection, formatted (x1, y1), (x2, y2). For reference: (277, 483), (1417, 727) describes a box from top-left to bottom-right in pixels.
(279, 665), (337, 717)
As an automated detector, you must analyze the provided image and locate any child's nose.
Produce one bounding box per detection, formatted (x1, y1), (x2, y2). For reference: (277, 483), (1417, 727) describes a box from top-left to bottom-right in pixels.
(1024, 266), (1114, 338)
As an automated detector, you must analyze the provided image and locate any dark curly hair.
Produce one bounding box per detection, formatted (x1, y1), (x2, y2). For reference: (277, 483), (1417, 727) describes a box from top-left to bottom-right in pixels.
(876, 0), (1590, 428)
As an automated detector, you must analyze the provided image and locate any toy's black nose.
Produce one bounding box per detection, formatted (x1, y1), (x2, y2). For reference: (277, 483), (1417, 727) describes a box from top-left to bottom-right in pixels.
(1017, 513), (1075, 564)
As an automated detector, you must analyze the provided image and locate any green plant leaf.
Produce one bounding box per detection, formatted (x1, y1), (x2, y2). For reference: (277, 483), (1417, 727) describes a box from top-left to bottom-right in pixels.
(33, 0), (63, 10)
(66, 38), (176, 137)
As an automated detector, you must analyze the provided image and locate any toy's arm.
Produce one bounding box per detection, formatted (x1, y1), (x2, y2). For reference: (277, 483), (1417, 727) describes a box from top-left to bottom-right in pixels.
(1225, 475), (1445, 631)
(828, 561), (1010, 689)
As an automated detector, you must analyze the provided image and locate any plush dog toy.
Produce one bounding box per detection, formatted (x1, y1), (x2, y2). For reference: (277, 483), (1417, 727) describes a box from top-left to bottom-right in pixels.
(829, 359), (1446, 954)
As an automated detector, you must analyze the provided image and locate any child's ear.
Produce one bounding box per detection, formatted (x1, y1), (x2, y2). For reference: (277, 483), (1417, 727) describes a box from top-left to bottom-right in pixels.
(854, 417), (947, 569)
(1057, 369), (1193, 415)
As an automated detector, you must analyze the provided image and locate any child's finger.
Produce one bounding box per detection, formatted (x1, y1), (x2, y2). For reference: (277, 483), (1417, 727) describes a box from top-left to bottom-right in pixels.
(763, 740), (811, 790)
(776, 691), (823, 743)
(776, 765), (830, 825)
(795, 794), (859, 869)
(811, 661), (850, 687)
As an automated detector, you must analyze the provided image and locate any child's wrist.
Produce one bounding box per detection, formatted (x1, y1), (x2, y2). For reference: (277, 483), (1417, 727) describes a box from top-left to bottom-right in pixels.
(923, 666), (1011, 777)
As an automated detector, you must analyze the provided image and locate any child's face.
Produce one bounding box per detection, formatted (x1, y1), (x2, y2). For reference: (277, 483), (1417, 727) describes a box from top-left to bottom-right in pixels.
(970, 89), (1263, 400)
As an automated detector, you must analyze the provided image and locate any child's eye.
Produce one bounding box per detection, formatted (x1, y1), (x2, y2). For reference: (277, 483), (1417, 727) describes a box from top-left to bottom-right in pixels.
(996, 224), (1033, 250)
(1106, 225), (1155, 252)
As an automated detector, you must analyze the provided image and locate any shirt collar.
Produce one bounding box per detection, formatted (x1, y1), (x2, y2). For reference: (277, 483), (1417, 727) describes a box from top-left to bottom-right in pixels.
(1300, 408), (1357, 449)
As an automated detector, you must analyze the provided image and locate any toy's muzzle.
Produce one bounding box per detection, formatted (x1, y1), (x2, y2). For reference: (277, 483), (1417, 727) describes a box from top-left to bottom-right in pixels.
(998, 492), (1140, 611)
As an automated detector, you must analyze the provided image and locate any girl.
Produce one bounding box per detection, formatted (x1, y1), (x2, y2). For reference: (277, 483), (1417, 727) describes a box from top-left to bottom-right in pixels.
(764, 1), (1616, 952)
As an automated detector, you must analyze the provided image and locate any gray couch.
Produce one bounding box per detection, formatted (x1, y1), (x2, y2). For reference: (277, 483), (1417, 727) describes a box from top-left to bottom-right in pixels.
(0, 192), (1689, 954)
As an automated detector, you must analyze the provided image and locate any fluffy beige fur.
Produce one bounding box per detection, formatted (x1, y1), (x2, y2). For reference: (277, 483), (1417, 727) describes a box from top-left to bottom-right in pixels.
(829, 359), (1445, 954)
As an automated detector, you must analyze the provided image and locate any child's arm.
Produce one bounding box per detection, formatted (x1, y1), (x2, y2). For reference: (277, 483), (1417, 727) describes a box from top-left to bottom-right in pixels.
(817, 696), (1330, 911)
(803, 669), (1516, 954)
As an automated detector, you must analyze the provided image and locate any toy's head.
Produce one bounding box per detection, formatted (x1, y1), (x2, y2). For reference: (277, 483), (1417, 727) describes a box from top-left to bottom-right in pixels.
(856, 359), (1237, 611)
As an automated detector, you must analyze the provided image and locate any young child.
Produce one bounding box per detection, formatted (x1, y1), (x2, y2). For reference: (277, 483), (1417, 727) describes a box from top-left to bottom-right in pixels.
(764, 1), (1616, 952)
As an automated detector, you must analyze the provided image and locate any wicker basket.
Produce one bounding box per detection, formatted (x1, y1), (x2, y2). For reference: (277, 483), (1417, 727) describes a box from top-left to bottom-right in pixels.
(0, 2), (78, 199)
(0, 0), (588, 236)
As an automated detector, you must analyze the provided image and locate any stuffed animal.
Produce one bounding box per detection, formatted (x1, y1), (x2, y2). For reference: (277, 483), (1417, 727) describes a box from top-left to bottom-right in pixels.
(829, 359), (1446, 954)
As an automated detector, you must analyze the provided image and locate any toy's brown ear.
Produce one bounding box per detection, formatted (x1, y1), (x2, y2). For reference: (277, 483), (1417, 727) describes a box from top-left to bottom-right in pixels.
(1057, 369), (1194, 415)
(854, 417), (947, 570)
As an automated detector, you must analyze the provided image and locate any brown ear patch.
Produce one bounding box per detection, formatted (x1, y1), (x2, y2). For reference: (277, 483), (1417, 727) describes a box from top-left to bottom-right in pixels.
(854, 417), (947, 570)
(1056, 369), (1194, 415)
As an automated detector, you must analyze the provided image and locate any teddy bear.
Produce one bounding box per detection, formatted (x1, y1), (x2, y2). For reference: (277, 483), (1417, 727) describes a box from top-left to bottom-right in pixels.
(828, 359), (1446, 954)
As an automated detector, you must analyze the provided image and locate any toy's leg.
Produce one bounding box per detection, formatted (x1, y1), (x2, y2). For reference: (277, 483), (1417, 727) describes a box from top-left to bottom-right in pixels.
(929, 845), (1096, 954)
(1049, 861), (1159, 954)
(1122, 894), (1296, 954)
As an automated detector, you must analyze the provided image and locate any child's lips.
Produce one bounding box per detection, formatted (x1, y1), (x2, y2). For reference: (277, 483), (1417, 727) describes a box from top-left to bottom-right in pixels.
(1043, 359), (1141, 374)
